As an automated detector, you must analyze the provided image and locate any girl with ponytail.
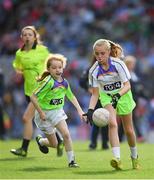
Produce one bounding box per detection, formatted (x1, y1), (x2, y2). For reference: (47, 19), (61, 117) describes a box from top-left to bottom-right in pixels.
(85, 39), (140, 170)
(30, 53), (86, 168)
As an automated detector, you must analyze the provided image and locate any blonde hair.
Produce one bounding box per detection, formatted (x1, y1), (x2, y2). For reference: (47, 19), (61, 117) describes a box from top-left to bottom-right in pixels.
(21, 26), (42, 44)
(124, 55), (136, 64)
(124, 55), (136, 70)
(38, 53), (67, 81)
(93, 39), (124, 59)
(93, 39), (111, 50)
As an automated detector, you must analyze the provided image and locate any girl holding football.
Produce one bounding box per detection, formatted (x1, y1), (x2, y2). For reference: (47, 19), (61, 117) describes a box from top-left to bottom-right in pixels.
(85, 39), (140, 170)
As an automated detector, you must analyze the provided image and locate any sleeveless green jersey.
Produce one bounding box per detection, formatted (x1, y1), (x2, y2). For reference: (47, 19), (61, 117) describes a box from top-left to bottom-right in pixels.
(13, 45), (49, 96)
(34, 75), (74, 110)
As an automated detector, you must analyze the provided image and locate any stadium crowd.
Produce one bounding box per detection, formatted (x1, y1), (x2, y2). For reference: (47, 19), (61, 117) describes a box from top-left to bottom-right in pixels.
(0, 0), (154, 142)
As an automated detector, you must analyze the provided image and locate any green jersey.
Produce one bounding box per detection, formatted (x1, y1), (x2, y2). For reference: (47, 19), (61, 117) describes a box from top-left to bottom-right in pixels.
(13, 45), (49, 96)
(34, 75), (74, 110)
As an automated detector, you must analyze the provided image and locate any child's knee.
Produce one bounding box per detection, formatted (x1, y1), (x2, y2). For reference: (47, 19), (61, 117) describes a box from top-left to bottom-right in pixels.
(125, 128), (134, 137)
(22, 115), (29, 123)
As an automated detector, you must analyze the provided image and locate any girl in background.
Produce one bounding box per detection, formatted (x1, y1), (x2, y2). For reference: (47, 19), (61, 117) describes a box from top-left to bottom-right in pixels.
(10, 26), (63, 157)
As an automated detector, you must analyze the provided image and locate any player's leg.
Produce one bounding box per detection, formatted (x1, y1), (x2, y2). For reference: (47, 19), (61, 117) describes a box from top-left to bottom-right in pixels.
(121, 113), (140, 169)
(36, 128), (64, 156)
(89, 124), (99, 150)
(10, 102), (35, 157)
(36, 135), (49, 154)
(89, 100), (101, 150)
(100, 93), (122, 170)
(105, 104), (122, 170)
(101, 125), (109, 150)
(56, 120), (79, 168)
(34, 109), (57, 154)
(132, 110), (144, 142)
(55, 128), (64, 157)
(118, 117), (125, 142)
(118, 90), (140, 169)
(36, 131), (57, 154)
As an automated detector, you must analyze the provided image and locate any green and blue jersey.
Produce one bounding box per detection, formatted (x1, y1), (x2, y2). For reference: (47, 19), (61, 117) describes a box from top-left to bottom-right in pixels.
(34, 75), (74, 110)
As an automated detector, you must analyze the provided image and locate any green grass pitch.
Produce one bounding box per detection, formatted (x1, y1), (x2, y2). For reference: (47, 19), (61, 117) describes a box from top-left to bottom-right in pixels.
(0, 140), (154, 179)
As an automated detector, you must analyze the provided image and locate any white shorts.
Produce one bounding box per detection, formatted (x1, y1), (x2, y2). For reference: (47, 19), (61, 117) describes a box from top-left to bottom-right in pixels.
(34, 108), (68, 135)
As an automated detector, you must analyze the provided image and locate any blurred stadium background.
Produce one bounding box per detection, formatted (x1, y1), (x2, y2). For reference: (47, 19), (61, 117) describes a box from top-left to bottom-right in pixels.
(0, 0), (154, 143)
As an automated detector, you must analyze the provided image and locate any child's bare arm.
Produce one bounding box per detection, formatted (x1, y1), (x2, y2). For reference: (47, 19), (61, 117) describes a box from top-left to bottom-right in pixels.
(30, 94), (46, 121)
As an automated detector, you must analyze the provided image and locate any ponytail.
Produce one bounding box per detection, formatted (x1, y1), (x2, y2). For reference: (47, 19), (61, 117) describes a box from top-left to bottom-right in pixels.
(93, 39), (124, 59)
(108, 41), (123, 58)
(37, 71), (50, 82)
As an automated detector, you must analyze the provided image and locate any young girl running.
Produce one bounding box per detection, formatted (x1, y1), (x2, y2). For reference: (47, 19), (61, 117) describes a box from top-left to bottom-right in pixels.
(30, 53), (86, 167)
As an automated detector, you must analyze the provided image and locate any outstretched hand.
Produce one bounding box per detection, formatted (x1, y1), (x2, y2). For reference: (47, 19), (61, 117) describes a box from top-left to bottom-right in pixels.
(83, 109), (94, 126)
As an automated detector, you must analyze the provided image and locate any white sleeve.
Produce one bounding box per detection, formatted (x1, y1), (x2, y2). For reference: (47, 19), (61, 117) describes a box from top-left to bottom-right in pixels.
(89, 62), (100, 87)
(116, 61), (131, 83)
(89, 72), (99, 87)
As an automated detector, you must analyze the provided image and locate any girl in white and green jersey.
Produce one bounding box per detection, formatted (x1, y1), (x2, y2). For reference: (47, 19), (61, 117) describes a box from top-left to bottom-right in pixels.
(85, 39), (140, 170)
(30, 53), (86, 168)
(10, 26), (63, 157)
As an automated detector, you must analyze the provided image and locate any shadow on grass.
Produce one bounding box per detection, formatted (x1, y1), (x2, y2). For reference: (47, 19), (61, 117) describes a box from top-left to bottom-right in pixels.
(21, 166), (61, 172)
(77, 149), (109, 152)
(0, 157), (36, 161)
(73, 168), (133, 175)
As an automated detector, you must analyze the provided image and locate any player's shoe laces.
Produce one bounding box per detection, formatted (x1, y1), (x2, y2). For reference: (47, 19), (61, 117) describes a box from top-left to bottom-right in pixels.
(68, 161), (79, 168)
(131, 156), (140, 169)
(10, 147), (27, 157)
(57, 140), (64, 157)
(36, 135), (49, 154)
(110, 158), (122, 170)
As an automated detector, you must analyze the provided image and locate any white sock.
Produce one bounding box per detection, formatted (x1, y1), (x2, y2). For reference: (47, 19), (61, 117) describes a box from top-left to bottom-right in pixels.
(112, 147), (120, 159)
(39, 138), (49, 146)
(66, 151), (75, 163)
(130, 146), (138, 159)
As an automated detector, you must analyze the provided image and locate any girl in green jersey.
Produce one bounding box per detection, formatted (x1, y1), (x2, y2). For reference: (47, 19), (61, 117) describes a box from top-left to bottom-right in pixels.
(10, 26), (63, 157)
(30, 53), (86, 167)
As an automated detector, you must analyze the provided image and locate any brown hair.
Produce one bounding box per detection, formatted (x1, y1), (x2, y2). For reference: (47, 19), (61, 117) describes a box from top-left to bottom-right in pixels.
(38, 54), (67, 81)
(21, 26), (42, 45)
(108, 40), (123, 58)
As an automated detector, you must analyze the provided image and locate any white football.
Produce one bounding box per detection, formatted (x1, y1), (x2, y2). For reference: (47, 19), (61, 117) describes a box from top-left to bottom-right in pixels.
(92, 108), (110, 127)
